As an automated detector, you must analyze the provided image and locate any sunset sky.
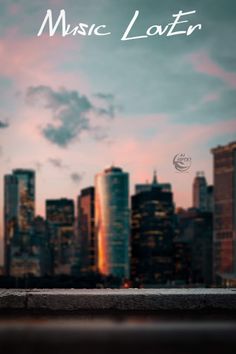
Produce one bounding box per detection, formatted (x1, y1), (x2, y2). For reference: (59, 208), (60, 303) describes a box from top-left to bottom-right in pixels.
(0, 0), (236, 264)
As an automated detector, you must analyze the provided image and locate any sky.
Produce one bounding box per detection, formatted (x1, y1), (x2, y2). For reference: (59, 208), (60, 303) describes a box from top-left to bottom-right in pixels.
(0, 0), (236, 265)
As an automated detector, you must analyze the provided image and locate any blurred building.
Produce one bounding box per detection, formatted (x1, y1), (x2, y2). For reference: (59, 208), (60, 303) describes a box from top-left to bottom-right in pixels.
(4, 174), (18, 275)
(95, 166), (130, 279)
(46, 198), (75, 275)
(33, 216), (51, 276)
(207, 185), (214, 213)
(4, 169), (40, 277)
(131, 172), (174, 285)
(135, 171), (171, 194)
(175, 208), (213, 286)
(0, 266), (3, 276)
(77, 187), (96, 274)
(193, 172), (208, 211)
(212, 141), (236, 282)
(173, 235), (191, 285)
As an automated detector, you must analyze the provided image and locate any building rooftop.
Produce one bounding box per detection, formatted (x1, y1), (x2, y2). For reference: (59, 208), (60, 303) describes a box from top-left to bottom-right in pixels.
(211, 141), (236, 153)
(104, 166), (123, 174)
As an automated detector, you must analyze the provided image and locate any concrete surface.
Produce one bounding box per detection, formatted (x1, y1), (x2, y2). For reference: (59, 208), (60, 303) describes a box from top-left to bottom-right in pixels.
(1, 289), (236, 354)
(1, 288), (236, 311)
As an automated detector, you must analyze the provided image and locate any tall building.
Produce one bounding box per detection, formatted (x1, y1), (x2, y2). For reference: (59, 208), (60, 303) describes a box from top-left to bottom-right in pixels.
(207, 185), (214, 213)
(212, 141), (236, 281)
(193, 171), (208, 211)
(175, 208), (213, 286)
(4, 169), (38, 277)
(95, 166), (130, 279)
(33, 216), (51, 276)
(46, 198), (75, 275)
(135, 170), (172, 194)
(77, 187), (96, 274)
(131, 172), (174, 285)
(4, 174), (18, 275)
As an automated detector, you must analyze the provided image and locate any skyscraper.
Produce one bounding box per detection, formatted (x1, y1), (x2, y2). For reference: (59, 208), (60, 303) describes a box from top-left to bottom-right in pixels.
(4, 174), (18, 275)
(95, 166), (130, 279)
(193, 171), (208, 211)
(131, 172), (174, 285)
(135, 170), (172, 194)
(46, 198), (75, 275)
(175, 208), (213, 286)
(212, 141), (236, 281)
(207, 185), (214, 213)
(33, 216), (51, 276)
(77, 187), (96, 274)
(4, 169), (37, 277)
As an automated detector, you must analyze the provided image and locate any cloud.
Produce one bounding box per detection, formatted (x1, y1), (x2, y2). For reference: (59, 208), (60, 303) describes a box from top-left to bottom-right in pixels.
(70, 172), (84, 185)
(0, 120), (9, 129)
(91, 126), (109, 141)
(26, 85), (92, 147)
(48, 158), (67, 169)
(95, 93), (114, 100)
(189, 51), (236, 89)
(95, 93), (119, 119)
(0, 33), (79, 89)
(26, 85), (116, 147)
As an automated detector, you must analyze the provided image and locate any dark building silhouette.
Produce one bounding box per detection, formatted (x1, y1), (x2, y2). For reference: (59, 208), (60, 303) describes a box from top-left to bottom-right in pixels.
(175, 208), (213, 286)
(212, 141), (236, 282)
(131, 172), (174, 285)
(4, 174), (18, 275)
(46, 198), (75, 275)
(33, 216), (51, 276)
(193, 171), (208, 211)
(4, 169), (39, 277)
(135, 171), (171, 194)
(173, 236), (191, 285)
(173, 208), (192, 285)
(77, 187), (96, 274)
(207, 185), (214, 213)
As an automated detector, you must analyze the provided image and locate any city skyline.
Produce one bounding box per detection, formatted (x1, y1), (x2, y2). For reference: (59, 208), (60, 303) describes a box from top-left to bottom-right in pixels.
(0, 146), (226, 267)
(1, 163), (212, 282)
(1, 139), (235, 285)
(1, 158), (214, 269)
(1, 0), (236, 266)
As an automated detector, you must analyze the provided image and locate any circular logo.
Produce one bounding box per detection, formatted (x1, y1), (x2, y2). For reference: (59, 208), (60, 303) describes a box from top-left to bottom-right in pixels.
(173, 153), (192, 172)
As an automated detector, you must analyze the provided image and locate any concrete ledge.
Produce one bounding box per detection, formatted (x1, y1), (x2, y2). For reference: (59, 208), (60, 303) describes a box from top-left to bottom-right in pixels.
(1, 288), (236, 311)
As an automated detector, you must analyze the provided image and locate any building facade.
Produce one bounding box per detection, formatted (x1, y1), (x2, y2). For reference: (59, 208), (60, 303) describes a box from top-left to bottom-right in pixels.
(135, 171), (172, 194)
(4, 174), (18, 275)
(175, 208), (213, 286)
(77, 187), (96, 274)
(46, 198), (75, 275)
(95, 166), (130, 279)
(193, 171), (208, 211)
(4, 169), (38, 277)
(32, 216), (51, 276)
(212, 141), (236, 281)
(131, 174), (175, 285)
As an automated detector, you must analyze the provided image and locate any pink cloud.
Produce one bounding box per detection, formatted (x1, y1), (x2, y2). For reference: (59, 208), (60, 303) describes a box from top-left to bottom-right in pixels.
(103, 115), (236, 206)
(189, 51), (236, 89)
(0, 32), (88, 92)
(202, 91), (221, 103)
(8, 3), (22, 16)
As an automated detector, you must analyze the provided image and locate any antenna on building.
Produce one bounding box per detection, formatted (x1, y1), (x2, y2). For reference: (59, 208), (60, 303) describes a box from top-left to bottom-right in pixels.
(152, 170), (158, 185)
